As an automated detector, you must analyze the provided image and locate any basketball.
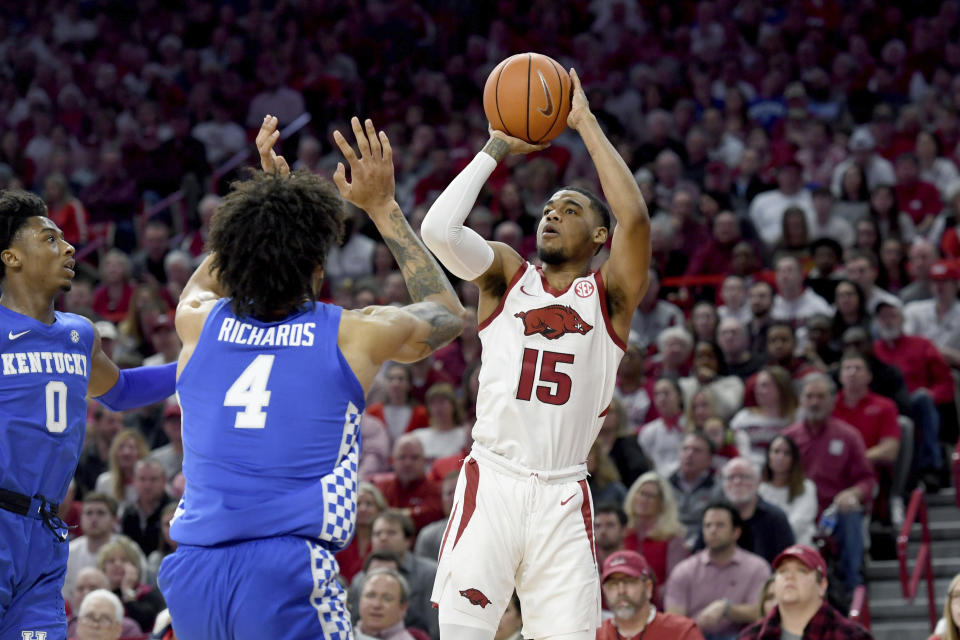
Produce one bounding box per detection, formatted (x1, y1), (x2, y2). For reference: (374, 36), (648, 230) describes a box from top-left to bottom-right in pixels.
(483, 53), (572, 144)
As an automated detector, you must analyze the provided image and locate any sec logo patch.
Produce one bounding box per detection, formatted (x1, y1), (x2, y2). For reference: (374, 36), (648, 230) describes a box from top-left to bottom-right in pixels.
(575, 280), (595, 298)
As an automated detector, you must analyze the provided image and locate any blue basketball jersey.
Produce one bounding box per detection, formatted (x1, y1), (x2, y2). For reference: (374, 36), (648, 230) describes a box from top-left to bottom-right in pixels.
(0, 306), (93, 503)
(171, 299), (365, 550)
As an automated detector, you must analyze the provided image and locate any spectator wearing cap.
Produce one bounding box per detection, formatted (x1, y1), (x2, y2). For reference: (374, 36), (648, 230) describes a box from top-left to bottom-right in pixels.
(772, 254), (832, 330)
(597, 550), (704, 640)
(844, 250), (901, 314)
(899, 238), (938, 304)
(148, 402), (183, 480)
(830, 127), (896, 197)
(783, 375), (876, 596)
(120, 459), (171, 555)
(895, 153), (942, 232)
(664, 501), (770, 640)
(737, 545), (872, 640)
(904, 260), (960, 367)
(807, 188), (854, 249)
(873, 300), (949, 482)
(748, 160), (815, 248)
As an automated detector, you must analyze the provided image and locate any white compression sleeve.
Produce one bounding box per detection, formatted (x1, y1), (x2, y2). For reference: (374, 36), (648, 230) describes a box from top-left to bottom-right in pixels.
(420, 152), (497, 281)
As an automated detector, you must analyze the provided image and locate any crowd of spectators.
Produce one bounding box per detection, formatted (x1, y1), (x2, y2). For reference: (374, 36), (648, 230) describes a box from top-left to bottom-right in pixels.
(6, 0), (960, 637)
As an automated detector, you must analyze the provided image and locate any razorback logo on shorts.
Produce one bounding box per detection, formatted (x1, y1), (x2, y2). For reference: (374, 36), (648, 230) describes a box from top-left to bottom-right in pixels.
(514, 305), (593, 340)
(459, 588), (492, 608)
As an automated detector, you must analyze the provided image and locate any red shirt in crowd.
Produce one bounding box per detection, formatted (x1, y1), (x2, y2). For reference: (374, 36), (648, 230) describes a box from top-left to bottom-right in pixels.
(595, 611), (704, 640)
(873, 334), (954, 404)
(91, 282), (135, 324)
(831, 391), (901, 451)
(782, 418), (876, 514)
(371, 473), (443, 533)
(895, 180), (942, 224)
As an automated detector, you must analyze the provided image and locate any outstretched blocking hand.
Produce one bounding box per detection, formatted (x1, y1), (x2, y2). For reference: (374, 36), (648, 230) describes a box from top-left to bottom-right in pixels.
(332, 117), (396, 214)
(566, 68), (593, 131)
(255, 115), (290, 176)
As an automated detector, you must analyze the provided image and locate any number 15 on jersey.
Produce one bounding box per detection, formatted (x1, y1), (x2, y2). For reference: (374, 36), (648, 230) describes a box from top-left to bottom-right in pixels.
(516, 348), (574, 405)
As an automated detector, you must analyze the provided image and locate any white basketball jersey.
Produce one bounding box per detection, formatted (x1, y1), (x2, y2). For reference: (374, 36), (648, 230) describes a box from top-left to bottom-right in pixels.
(473, 262), (626, 470)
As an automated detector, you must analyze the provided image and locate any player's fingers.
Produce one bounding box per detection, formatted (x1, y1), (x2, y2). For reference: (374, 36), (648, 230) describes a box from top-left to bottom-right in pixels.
(332, 130), (358, 165)
(276, 156), (290, 176)
(569, 68), (581, 90)
(364, 119), (382, 158)
(379, 131), (392, 165)
(332, 162), (348, 193)
(351, 116), (370, 157)
(255, 114), (272, 145)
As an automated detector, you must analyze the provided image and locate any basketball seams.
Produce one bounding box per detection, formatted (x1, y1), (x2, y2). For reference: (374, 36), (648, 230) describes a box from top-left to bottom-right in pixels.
(543, 59), (565, 142)
(525, 53), (533, 144)
(493, 60), (512, 138)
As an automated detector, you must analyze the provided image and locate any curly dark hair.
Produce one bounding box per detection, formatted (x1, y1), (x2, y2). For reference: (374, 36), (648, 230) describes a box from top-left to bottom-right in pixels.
(0, 189), (47, 281)
(208, 170), (345, 319)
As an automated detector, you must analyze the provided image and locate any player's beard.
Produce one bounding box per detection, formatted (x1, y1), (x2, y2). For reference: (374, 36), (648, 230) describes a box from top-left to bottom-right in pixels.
(538, 244), (566, 264)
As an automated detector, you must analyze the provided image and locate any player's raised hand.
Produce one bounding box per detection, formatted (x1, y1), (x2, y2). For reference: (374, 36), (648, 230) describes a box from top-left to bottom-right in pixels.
(332, 117), (396, 214)
(566, 68), (594, 131)
(255, 115), (290, 176)
(486, 126), (549, 156)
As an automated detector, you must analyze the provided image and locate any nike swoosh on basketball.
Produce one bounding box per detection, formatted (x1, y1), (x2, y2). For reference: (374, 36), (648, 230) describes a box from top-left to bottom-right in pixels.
(8, 330), (30, 340)
(536, 70), (554, 117)
(560, 493), (576, 506)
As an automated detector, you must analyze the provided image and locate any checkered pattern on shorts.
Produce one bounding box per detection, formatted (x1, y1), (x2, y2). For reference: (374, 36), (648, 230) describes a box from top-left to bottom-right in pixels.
(319, 401), (362, 551)
(306, 540), (352, 639)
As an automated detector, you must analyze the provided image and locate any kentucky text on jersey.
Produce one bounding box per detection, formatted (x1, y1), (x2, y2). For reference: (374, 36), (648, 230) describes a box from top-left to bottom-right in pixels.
(1, 351), (88, 377)
(216, 317), (316, 347)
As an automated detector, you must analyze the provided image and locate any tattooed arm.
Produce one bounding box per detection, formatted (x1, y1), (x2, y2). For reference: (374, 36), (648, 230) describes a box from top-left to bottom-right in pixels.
(332, 117), (464, 390)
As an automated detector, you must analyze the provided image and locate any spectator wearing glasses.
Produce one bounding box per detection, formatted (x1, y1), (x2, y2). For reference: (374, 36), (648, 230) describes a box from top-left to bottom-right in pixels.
(74, 588), (125, 640)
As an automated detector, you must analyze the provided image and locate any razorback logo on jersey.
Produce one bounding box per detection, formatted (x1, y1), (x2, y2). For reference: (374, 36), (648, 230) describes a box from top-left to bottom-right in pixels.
(514, 305), (593, 339)
(459, 588), (492, 608)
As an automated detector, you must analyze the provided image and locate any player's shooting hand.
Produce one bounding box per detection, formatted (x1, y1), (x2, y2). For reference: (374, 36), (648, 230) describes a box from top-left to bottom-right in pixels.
(566, 68), (594, 131)
(486, 127), (549, 156)
(332, 117), (396, 215)
(255, 115), (290, 176)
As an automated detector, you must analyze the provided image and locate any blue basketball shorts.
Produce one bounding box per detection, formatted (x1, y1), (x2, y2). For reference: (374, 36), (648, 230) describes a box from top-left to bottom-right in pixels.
(158, 536), (351, 640)
(0, 511), (68, 640)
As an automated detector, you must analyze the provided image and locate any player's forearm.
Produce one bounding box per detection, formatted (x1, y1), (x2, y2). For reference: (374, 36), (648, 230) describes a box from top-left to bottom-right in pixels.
(368, 201), (464, 316)
(576, 115), (649, 228)
(420, 151), (496, 281)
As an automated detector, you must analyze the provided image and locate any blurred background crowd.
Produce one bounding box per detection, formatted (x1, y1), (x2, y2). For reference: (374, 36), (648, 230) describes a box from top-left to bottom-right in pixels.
(5, 0), (960, 639)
